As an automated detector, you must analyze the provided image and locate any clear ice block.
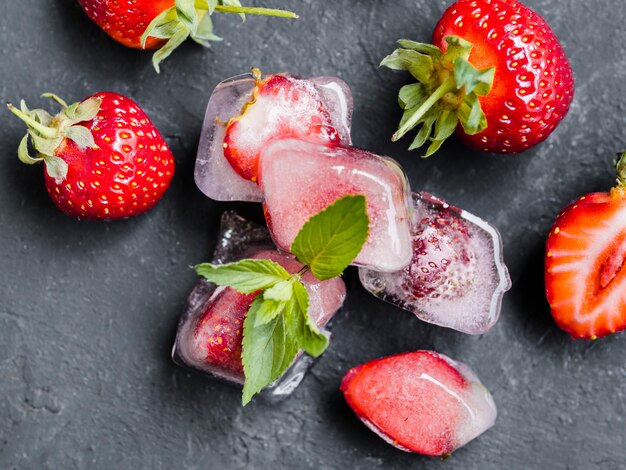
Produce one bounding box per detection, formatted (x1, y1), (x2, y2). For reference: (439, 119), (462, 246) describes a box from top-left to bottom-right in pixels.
(260, 138), (413, 272)
(359, 192), (511, 335)
(341, 350), (497, 456)
(172, 212), (347, 399)
(194, 74), (353, 202)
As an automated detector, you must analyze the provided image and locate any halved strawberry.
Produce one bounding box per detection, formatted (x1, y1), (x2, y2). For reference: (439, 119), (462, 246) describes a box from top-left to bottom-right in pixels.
(223, 70), (340, 181)
(341, 351), (496, 456)
(545, 165), (626, 339)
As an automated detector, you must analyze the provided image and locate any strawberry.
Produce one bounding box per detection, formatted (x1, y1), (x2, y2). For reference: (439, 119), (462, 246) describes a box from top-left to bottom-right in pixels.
(77, 1), (297, 72)
(341, 351), (497, 456)
(223, 70), (341, 181)
(545, 154), (626, 339)
(403, 205), (476, 300)
(382, 0), (574, 156)
(77, 0), (174, 50)
(7, 92), (174, 220)
(193, 287), (256, 374)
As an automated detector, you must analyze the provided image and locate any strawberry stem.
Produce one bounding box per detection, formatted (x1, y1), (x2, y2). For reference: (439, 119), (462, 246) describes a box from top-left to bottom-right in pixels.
(7, 104), (57, 139)
(392, 77), (456, 142)
(214, 6), (298, 18)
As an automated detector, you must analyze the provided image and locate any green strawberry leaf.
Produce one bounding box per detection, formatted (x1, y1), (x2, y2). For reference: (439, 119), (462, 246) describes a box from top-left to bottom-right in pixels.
(17, 134), (42, 165)
(175, 0), (198, 31)
(442, 35), (473, 63)
(396, 39), (442, 58)
(241, 298), (298, 405)
(380, 49), (435, 84)
(72, 97), (102, 123)
(398, 83), (426, 110)
(459, 94), (488, 135)
(454, 58), (495, 96)
(433, 110), (459, 142)
(291, 195), (369, 281)
(195, 259), (290, 293)
(43, 155), (68, 182)
(192, 14), (222, 45)
(409, 112), (437, 150)
(64, 125), (98, 150)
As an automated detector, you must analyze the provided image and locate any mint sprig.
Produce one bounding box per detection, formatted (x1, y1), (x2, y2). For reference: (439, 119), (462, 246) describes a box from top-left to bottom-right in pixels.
(196, 195), (369, 404)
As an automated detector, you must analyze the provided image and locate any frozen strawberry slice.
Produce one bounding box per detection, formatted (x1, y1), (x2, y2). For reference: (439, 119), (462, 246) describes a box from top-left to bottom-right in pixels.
(259, 138), (413, 272)
(359, 192), (510, 335)
(175, 248), (346, 384)
(223, 73), (341, 182)
(341, 351), (497, 456)
(545, 191), (626, 339)
(192, 287), (255, 375)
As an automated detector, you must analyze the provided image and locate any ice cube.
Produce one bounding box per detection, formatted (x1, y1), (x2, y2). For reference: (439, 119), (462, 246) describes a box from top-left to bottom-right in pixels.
(194, 74), (353, 202)
(172, 212), (347, 397)
(260, 138), (413, 272)
(341, 350), (496, 456)
(359, 192), (511, 334)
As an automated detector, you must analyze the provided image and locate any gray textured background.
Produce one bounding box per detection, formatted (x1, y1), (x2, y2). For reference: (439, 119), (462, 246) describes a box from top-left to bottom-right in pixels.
(1, 0), (625, 468)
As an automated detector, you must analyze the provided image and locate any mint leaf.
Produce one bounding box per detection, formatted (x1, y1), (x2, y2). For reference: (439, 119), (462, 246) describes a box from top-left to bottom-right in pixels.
(241, 297), (298, 405)
(263, 280), (293, 302)
(195, 259), (290, 293)
(291, 195), (369, 280)
(290, 282), (328, 357)
(253, 298), (287, 328)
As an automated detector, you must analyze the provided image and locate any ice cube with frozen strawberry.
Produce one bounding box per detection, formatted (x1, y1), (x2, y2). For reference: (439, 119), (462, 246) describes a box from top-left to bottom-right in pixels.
(173, 212), (346, 389)
(195, 71), (353, 202)
(359, 192), (510, 334)
(341, 351), (497, 456)
(259, 138), (413, 272)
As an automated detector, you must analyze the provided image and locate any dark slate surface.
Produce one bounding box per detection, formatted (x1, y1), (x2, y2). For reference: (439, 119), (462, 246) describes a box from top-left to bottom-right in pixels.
(1, 0), (625, 468)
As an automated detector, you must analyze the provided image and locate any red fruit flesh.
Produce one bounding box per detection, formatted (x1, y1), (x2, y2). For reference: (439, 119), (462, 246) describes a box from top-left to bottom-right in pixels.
(223, 74), (340, 181)
(545, 191), (626, 339)
(194, 287), (256, 374)
(403, 209), (475, 300)
(341, 351), (469, 456)
(46, 92), (174, 220)
(78, 0), (174, 49)
(433, 0), (574, 153)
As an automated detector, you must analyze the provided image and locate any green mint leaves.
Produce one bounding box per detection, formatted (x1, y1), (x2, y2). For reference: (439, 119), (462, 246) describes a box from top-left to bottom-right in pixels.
(291, 195), (369, 280)
(381, 35), (495, 157)
(195, 195), (369, 405)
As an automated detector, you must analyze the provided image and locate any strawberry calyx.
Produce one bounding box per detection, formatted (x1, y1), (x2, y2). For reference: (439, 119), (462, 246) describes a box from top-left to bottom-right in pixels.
(615, 151), (626, 188)
(141, 0), (298, 73)
(381, 36), (495, 157)
(7, 93), (101, 183)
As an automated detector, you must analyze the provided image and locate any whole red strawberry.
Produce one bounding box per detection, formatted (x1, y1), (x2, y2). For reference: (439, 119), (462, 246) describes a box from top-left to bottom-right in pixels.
(382, 0), (574, 156)
(545, 153), (626, 339)
(77, 0), (298, 72)
(8, 92), (174, 220)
